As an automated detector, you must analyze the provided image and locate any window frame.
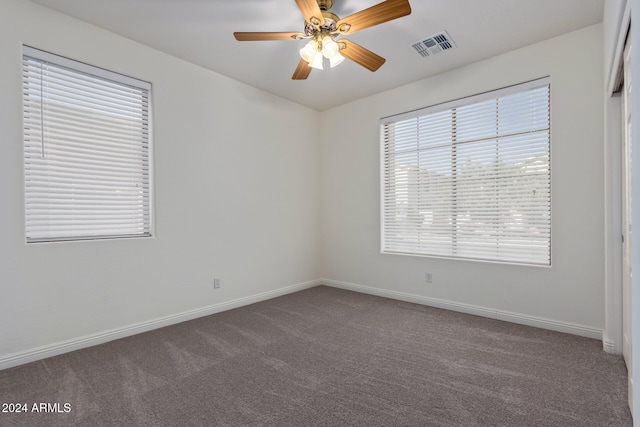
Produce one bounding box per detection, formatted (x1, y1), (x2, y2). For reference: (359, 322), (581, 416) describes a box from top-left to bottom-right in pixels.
(22, 46), (154, 243)
(380, 77), (551, 266)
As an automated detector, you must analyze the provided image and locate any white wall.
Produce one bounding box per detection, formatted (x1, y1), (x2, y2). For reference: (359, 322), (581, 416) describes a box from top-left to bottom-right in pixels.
(0, 0), (320, 366)
(319, 24), (605, 335)
(0, 0), (610, 370)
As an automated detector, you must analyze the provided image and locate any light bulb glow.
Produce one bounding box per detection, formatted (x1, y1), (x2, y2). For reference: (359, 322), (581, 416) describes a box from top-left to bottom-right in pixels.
(299, 40), (318, 63)
(329, 52), (345, 68)
(322, 36), (340, 58)
(309, 51), (324, 69)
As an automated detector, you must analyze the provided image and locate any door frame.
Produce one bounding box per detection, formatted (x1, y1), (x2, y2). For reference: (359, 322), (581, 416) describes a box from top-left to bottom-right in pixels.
(622, 34), (633, 409)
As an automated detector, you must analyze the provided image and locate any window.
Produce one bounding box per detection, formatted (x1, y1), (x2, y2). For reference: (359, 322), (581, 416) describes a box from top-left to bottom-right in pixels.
(381, 78), (550, 265)
(22, 46), (152, 242)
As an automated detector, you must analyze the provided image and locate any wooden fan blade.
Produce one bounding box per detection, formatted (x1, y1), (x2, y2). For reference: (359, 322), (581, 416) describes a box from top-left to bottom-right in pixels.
(295, 0), (325, 27)
(339, 39), (386, 71)
(292, 59), (312, 80)
(234, 32), (305, 41)
(335, 0), (411, 35)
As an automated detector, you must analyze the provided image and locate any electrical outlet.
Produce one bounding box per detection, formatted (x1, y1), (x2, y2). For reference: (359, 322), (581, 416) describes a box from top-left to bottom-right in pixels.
(425, 272), (433, 284)
(213, 278), (221, 289)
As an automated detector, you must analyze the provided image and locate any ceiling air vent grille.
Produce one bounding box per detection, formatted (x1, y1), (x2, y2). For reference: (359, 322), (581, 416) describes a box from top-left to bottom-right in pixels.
(412, 31), (456, 58)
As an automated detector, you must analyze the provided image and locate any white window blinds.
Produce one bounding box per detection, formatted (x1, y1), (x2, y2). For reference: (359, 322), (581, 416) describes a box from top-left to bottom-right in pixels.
(381, 78), (551, 265)
(22, 46), (152, 242)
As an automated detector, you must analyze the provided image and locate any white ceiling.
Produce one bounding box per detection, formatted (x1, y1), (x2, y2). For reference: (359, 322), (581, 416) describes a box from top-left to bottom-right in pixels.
(29, 0), (604, 111)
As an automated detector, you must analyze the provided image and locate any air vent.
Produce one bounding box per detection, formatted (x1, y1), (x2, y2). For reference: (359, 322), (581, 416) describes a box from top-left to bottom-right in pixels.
(412, 31), (456, 58)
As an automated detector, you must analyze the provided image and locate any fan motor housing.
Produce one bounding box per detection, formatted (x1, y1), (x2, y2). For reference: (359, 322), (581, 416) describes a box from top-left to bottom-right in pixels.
(321, 11), (339, 25)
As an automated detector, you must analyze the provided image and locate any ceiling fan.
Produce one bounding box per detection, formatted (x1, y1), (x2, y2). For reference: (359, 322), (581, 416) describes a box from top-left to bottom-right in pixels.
(233, 0), (412, 80)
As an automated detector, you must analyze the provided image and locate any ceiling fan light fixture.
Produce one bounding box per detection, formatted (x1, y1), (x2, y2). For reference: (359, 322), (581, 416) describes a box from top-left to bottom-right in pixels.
(299, 40), (317, 63)
(329, 52), (345, 68)
(234, 0), (414, 80)
(310, 51), (324, 69)
(321, 36), (339, 58)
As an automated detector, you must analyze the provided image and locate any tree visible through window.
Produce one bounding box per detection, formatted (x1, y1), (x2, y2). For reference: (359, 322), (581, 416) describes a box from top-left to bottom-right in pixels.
(22, 46), (152, 242)
(381, 78), (551, 265)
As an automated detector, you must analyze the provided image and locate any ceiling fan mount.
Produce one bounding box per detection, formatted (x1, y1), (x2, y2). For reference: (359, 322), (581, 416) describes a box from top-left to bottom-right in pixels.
(316, 0), (335, 12)
(233, 0), (412, 80)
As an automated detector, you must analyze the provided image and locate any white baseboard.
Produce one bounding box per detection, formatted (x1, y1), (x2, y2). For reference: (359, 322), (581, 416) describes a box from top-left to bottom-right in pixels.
(603, 338), (619, 354)
(1, 277), (605, 371)
(320, 279), (603, 340)
(0, 279), (322, 371)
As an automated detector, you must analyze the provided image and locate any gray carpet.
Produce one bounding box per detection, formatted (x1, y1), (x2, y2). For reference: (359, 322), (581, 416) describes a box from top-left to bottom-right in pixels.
(0, 285), (632, 426)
